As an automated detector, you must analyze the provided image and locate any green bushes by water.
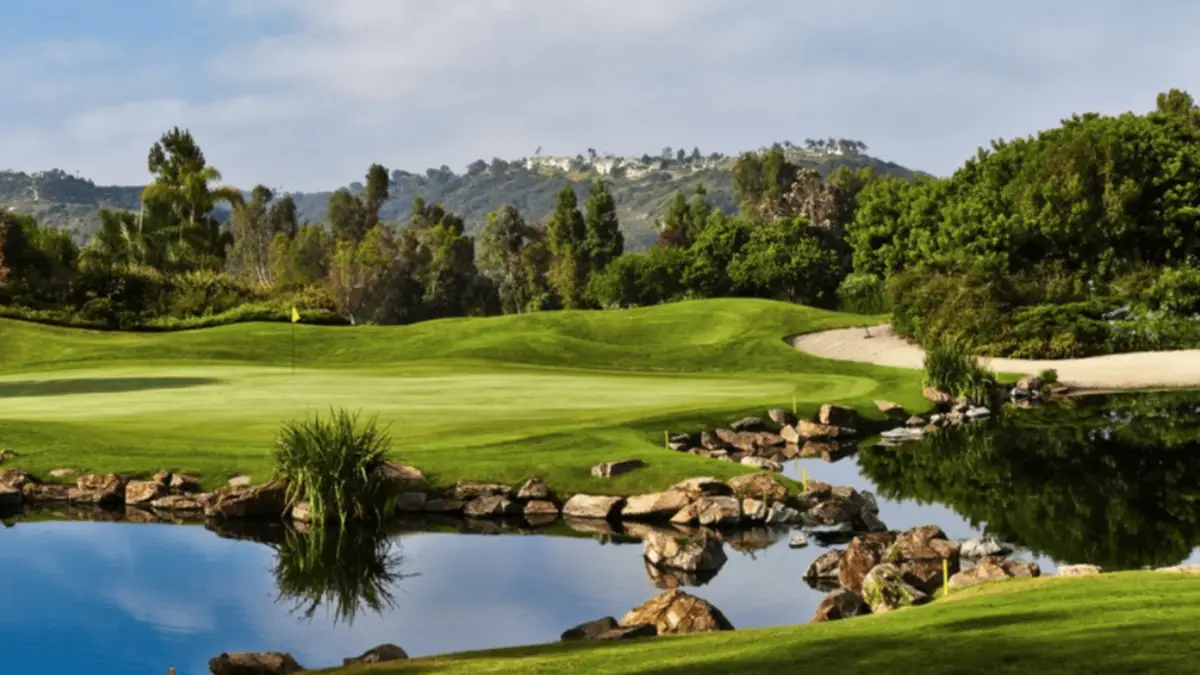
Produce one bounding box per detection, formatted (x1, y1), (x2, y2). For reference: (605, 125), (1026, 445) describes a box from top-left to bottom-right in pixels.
(922, 338), (995, 403)
(272, 409), (395, 527)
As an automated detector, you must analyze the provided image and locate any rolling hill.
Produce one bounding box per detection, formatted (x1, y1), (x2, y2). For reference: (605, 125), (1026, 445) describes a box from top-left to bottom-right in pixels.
(0, 142), (920, 250)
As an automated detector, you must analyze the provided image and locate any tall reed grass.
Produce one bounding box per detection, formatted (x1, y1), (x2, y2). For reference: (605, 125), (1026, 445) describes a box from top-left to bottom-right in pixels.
(923, 338), (996, 404)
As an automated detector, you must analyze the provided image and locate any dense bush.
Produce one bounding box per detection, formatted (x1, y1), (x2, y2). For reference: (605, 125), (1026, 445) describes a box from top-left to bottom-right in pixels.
(923, 338), (996, 403)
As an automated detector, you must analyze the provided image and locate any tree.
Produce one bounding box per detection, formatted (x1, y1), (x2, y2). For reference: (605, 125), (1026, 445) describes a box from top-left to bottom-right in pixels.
(676, 148), (686, 163)
(327, 227), (392, 324)
(480, 204), (545, 313)
(467, 159), (488, 176)
(690, 147), (701, 161)
(362, 163), (390, 233)
(328, 189), (365, 242)
(229, 185), (300, 286)
(545, 186), (590, 308)
(584, 179), (623, 274)
(0, 229), (7, 289)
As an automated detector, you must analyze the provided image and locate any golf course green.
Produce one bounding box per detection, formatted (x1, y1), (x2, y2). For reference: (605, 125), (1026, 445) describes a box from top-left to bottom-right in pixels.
(327, 572), (1200, 675)
(0, 298), (926, 493)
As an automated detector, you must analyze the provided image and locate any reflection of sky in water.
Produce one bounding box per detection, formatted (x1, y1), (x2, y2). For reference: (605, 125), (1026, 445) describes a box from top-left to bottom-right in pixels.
(3, 454), (1198, 674)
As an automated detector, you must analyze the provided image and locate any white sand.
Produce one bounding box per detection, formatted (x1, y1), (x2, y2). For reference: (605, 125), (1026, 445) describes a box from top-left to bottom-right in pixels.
(789, 324), (1200, 390)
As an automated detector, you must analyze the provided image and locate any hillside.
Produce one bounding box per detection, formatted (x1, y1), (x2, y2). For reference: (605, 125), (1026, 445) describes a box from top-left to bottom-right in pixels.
(0, 142), (918, 250)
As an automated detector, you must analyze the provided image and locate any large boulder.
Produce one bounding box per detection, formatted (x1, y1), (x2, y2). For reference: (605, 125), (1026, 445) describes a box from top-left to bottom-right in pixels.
(622, 491), (691, 520)
(805, 549), (845, 581)
(0, 469), (33, 490)
(671, 477), (733, 499)
(699, 431), (726, 450)
(812, 588), (871, 622)
(740, 457), (782, 472)
(23, 483), (71, 503)
(516, 477), (550, 500)
(169, 473), (201, 493)
(838, 531), (898, 593)
(764, 502), (803, 525)
(342, 644), (408, 665)
(730, 416), (766, 431)
(741, 498), (768, 522)
(861, 563), (930, 612)
(453, 482), (510, 501)
(125, 480), (167, 506)
(208, 651), (304, 675)
(818, 404), (858, 429)
(71, 474), (128, 505)
(394, 492), (427, 512)
(715, 429), (783, 452)
(767, 408), (796, 426)
(562, 494), (626, 520)
(960, 536), (1014, 559)
(620, 589), (734, 634)
(424, 497), (465, 513)
(204, 483), (288, 519)
(643, 530), (727, 573)
(463, 495), (521, 518)
(1057, 564), (1102, 577)
(524, 500), (560, 520)
(796, 420), (846, 440)
(887, 525), (961, 593)
(780, 425), (802, 444)
(949, 556), (1040, 589)
(377, 461), (425, 486)
(875, 400), (904, 415)
(561, 617), (619, 641)
(590, 459), (645, 478)
(694, 496), (741, 526)
(151, 494), (206, 511)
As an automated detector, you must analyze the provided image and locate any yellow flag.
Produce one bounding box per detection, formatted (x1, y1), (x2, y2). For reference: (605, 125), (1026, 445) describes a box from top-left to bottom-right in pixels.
(291, 307), (301, 324)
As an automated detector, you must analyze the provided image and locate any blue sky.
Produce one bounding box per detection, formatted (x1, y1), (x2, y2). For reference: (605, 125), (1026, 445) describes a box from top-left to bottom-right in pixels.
(3, 0), (1199, 191)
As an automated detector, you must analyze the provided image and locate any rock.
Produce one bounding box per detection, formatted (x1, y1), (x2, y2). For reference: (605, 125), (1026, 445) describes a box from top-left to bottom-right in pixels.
(740, 456), (782, 472)
(561, 617), (619, 641)
(812, 588), (871, 622)
(805, 549), (845, 580)
(715, 429), (783, 452)
(22, 483), (71, 503)
(694, 496), (741, 526)
(887, 525), (961, 594)
(151, 470), (172, 486)
(838, 531), (899, 593)
(342, 644), (408, 665)
(454, 481), (511, 500)
(730, 416), (766, 432)
(923, 387), (952, 404)
(1016, 375), (1042, 391)
(524, 499), (560, 519)
(622, 491), (691, 520)
(590, 459), (646, 478)
(394, 491), (427, 512)
(880, 427), (925, 443)
(764, 502), (803, 525)
(667, 441), (690, 452)
(671, 477), (732, 499)
(965, 407), (991, 419)
(905, 415), (927, 427)
(741, 498), (768, 522)
(204, 483), (287, 519)
(0, 469), (33, 490)
(861, 563), (930, 612)
(620, 589), (734, 634)
(875, 400), (904, 415)
(169, 473), (201, 493)
(464, 495), (521, 518)
(959, 536), (1014, 559)
(699, 431), (726, 450)
(1156, 564), (1200, 573)
(670, 503), (700, 525)
(789, 534), (808, 549)
(71, 474), (128, 505)
(125, 480), (167, 506)
(1057, 564), (1102, 577)
(595, 625), (658, 640)
(643, 530), (727, 572)
(515, 477), (550, 500)
(860, 510), (888, 532)
(780, 425), (802, 444)
(291, 501), (313, 523)
(150, 494), (206, 511)
(49, 468), (80, 479)
(227, 475), (253, 488)
(378, 461), (426, 486)
(806, 499), (860, 528)
(818, 404), (858, 429)
(424, 498), (465, 513)
(949, 556), (1040, 589)
(562, 494), (626, 519)
(767, 408), (796, 426)
(208, 651), (304, 675)
(0, 487), (21, 508)
(796, 420), (847, 440)
(727, 473), (788, 501)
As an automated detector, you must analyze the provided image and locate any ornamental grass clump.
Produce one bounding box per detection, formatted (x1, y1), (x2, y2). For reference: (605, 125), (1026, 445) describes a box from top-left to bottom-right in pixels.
(273, 408), (393, 528)
(923, 338), (996, 405)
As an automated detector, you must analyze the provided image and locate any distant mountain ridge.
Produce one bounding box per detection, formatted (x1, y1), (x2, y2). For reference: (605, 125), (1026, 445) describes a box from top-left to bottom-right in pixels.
(0, 141), (921, 250)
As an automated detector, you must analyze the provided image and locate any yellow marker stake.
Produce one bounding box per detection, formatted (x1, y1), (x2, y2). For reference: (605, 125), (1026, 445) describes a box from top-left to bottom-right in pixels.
(802, 467), (809, 491)
(943, 558), (949, 596)
(664, 430), (669, 449)
(792, 395), (797, 415)
(169, 669), (176, 675)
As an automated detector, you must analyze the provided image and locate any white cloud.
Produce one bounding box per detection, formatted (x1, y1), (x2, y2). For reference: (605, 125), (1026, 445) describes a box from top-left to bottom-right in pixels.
(4, 1), (1200, 191)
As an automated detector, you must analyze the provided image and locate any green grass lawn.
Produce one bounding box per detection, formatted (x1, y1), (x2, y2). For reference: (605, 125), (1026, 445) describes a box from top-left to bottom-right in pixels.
(0, 298), (925, 492)
(326, 573), (1200, 674)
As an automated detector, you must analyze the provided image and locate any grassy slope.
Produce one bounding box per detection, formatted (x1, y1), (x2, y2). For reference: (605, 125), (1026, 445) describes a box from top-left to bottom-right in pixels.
(329, 573), (1200, 675)
(0, 298), (925, 492)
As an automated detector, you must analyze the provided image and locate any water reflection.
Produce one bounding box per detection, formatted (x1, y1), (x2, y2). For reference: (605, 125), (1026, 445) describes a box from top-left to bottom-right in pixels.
(858, 391), (1200, 569)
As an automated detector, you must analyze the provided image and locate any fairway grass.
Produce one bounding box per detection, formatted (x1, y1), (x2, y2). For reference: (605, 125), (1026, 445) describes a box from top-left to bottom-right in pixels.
(0, 299), (926, 492)
(328, 573), (1200, 674)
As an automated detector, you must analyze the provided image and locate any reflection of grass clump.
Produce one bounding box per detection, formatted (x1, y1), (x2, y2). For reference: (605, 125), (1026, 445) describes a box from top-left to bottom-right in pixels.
(923, 339), (995, 404)
(272, 408), (393, 527)
(273, 525), (412, 625)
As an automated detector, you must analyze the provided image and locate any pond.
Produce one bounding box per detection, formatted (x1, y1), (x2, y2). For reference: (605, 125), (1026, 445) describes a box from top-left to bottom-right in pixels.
(5, 391), (1200, 674)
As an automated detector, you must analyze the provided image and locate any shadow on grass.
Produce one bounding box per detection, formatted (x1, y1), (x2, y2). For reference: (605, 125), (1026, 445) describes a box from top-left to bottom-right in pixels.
(0, 377), (219, 398)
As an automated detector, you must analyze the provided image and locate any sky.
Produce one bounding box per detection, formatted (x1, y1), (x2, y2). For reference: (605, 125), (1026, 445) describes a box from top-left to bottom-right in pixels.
(1, 0), (1198, 192)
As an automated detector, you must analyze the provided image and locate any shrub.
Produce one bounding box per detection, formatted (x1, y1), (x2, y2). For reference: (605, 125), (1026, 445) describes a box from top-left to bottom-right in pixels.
(1038, 368), (1059, 385)
(272, 408), (394, 527)
(1143, 266), (1200, 316)
(923, 338), (996, 404)
(837, 273), (888, 314)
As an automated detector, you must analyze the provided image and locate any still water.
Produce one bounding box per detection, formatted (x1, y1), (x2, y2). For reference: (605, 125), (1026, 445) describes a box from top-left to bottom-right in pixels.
(4, 391), (1200, 674)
